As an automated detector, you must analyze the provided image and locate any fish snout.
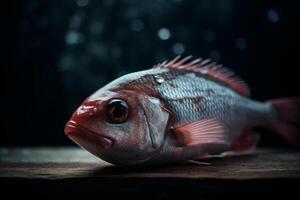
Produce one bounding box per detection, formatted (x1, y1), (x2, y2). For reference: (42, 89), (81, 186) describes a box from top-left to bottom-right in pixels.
(64, 120), (113, 149)
(64, 100), (114, 150)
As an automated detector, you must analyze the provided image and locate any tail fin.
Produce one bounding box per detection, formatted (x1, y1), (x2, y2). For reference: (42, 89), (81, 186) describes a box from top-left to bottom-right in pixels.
(268, 98), (300, 146)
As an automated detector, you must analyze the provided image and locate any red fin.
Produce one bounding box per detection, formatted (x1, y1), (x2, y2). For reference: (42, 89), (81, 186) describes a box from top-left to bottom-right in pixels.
(174, 118), (229, 147)
(229, 130), (260, 152)
(268, 98), (300, 145)
(154, 55), (250, 97)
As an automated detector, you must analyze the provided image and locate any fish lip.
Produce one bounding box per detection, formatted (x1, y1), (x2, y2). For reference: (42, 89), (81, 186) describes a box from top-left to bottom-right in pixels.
(65, 120), (115, 148)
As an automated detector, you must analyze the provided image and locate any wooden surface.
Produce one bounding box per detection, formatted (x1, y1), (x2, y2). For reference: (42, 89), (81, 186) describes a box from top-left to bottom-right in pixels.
(1, 147), (300, 179)
(1, 147), (300, 199)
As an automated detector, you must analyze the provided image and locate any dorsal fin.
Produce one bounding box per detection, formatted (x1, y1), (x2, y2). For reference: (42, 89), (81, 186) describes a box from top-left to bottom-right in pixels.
(153, 55), (250, 97)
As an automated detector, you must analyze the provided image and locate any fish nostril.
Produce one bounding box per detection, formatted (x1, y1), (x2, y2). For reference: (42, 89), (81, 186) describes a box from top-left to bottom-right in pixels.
(85, 105), (101, 118)
(93, 106), (98, 113)
(75, 101), (103, 118)
(76, 105), (97, 118)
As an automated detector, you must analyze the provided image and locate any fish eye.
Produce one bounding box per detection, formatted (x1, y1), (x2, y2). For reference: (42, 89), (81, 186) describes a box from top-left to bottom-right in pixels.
(106, 99), (128, 123)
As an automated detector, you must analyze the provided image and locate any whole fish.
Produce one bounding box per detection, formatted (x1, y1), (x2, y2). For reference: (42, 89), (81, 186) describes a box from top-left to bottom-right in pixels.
(65, 56), (300, 165)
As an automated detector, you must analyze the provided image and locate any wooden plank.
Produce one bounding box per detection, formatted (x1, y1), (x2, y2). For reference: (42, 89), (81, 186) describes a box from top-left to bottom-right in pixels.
(1, 147), (300, 180)
(1, 148), (300, 199)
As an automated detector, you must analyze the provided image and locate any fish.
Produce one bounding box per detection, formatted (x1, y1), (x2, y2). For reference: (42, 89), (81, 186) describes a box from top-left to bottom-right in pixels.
(64, 55), (300, 165)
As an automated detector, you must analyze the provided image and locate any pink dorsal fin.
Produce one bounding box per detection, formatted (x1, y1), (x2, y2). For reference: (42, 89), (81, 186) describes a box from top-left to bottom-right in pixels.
(173, 118), (229, 147)
(153, 55), (251, 97)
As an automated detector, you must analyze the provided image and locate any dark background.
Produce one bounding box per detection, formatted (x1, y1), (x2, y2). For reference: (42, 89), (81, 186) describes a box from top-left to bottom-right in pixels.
(4, 0), (299, 147)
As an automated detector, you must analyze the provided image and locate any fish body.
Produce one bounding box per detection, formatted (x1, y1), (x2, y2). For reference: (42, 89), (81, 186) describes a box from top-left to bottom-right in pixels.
(65, 56), (300, 165)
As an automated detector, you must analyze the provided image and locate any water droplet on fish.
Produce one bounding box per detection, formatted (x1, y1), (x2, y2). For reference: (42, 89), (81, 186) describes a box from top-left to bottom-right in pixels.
(154, 75), (164, 84)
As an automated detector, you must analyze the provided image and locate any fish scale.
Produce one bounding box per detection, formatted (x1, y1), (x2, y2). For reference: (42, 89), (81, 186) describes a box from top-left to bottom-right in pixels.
(156, 70), (240, 127)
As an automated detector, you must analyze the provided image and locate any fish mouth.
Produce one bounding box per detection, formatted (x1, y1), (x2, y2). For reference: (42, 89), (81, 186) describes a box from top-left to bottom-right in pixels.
(64, 121), (114, 149)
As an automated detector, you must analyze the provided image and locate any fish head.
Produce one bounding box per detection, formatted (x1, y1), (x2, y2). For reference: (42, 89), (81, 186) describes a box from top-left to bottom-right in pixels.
(65, 88), (169, 165)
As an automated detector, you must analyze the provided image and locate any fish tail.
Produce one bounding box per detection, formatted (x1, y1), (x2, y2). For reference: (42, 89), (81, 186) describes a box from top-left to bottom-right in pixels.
(268, 97), (300, 146)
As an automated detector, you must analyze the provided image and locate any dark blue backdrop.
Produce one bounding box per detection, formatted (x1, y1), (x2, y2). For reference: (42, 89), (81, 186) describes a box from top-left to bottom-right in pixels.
(4, 0), (299, 146)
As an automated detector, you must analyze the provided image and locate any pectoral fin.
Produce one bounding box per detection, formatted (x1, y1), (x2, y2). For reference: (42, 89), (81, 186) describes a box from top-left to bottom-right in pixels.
(229, 130), (260, 152)
(174, 118), (229, 147)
